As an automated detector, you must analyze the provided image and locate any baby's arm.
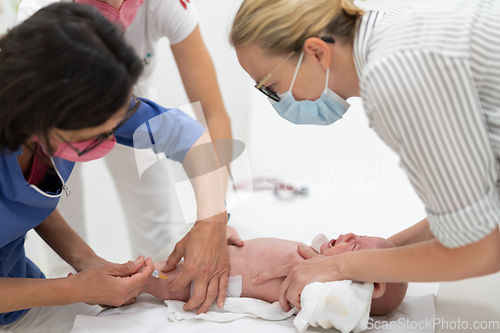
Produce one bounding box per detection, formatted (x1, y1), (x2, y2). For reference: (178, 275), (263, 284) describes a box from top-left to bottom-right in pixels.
(142, 261), (190, 302)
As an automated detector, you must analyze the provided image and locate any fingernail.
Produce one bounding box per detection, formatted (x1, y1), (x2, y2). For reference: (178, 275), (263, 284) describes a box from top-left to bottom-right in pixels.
(220, 301), (224, 308)
(298, 244), (304, 248)
(252, 277), (257, 283)
(133, 258), (143, 265)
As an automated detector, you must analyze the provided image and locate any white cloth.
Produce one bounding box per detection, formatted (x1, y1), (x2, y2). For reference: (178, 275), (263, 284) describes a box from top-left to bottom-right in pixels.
(294, 281), (374, 333)
(171, 279), (374, 332)
(165, 298), (298, 323)
(0, 303), (101, 333)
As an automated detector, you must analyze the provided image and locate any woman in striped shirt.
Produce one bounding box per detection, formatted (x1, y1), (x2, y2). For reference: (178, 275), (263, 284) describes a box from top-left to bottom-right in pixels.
(230, 0), (500, 311)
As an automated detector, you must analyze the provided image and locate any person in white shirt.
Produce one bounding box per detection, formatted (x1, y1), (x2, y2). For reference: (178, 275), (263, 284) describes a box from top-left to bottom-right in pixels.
(17, 0), (232, 314)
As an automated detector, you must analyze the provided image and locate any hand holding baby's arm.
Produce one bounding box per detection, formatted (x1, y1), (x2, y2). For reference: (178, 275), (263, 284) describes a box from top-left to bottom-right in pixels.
(252, 243), (318, 284)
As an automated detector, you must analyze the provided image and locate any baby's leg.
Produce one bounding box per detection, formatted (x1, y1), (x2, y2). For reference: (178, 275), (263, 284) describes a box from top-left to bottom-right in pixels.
(142, 261), (190, 302)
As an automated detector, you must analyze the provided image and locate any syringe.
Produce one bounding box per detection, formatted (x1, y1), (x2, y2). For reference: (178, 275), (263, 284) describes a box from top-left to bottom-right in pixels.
(151, 269), (168, 280)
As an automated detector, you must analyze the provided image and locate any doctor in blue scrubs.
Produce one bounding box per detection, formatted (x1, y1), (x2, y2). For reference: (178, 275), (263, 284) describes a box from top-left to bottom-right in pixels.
(0, 3), (229, 331)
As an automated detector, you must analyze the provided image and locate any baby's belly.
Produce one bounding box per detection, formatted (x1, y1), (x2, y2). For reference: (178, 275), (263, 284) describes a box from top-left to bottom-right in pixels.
(228, 238), (305, 303)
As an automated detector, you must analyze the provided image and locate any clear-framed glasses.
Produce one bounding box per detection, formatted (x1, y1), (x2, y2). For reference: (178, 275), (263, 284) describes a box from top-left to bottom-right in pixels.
(254, 36), (336, 102)
(255, 50), (295, 102)
(55, 95), (141, 156)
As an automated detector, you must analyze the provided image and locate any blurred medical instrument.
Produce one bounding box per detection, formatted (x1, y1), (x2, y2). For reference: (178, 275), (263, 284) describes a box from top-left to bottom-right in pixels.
(151, 269), (168, 280)
(235, 177), (308, 200)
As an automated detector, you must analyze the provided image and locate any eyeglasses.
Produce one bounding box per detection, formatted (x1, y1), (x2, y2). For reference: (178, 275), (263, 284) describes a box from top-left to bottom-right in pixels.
(55, 96), (141, 156)
(255, 51), (295, 102)
(254, 36), (336, 102)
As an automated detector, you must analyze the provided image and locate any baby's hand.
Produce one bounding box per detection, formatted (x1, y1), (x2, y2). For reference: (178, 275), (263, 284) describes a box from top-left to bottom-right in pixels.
(297, 243), (321, 259)
(227, 235), (244, 247)
(226, 225), (244, 247)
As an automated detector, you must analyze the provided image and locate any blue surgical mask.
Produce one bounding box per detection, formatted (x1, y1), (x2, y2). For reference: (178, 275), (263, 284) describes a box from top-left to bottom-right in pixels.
(270, 51), (350, 125)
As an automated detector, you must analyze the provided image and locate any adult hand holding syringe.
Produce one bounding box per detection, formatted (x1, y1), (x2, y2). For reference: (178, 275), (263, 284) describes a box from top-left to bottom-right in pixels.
(67, 256), (155, 308)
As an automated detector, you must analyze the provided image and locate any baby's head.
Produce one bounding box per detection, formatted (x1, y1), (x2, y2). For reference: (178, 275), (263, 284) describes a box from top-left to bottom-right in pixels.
(319, 233), (408, 316)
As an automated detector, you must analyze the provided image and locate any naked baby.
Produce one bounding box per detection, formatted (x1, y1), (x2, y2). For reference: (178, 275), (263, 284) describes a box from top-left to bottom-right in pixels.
(142, 227), (408, 316)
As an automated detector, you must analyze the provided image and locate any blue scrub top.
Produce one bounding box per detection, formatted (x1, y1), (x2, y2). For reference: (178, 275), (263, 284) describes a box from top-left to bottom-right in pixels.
(0, 98), (204, 325)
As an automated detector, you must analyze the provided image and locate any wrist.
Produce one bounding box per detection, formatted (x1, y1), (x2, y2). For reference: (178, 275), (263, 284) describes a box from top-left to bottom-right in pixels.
(329, 253), (351, 281)
(73, 252), (105, 272)
(195, 211), (228, 226)
(60, 275), (84, 304)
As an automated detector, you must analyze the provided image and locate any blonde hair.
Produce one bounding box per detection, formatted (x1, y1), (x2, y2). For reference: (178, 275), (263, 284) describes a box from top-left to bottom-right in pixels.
(230, 0), (363, 55)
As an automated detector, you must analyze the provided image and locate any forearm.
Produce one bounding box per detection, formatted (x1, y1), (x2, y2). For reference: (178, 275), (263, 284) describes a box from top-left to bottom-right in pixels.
(172, 26), (232, 194)
(0, 277), (79, 313)
(205, 114), (232, 140)
(338, 226), (500, 283)
(183, 132), (227, 222)
(34, 208), (100, 272)
(388, 217), (435, 247)
(172, 27), (231, 139)
(205, 114), (232, 195)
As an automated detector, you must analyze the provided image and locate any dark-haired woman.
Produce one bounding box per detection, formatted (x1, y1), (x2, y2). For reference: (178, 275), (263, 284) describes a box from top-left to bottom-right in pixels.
(0, 3), (228, 332)
(18, 0), (233, 292)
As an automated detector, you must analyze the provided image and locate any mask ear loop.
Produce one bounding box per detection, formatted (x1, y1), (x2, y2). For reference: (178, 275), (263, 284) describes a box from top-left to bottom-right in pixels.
(324, 68), (330, 93)
(288, 50), (305, 93)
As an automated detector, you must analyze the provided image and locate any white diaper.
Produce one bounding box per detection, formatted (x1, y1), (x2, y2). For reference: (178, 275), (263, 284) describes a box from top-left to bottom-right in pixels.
(226, 275), (242, 298)
(190, 275), (242, 298)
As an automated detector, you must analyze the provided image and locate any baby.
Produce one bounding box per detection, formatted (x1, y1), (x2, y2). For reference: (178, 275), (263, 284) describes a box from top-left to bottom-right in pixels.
(143, 227), (408, 316)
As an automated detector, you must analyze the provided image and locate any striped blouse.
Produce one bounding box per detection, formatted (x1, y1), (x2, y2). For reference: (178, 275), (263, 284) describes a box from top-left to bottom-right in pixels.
(353, 0), (500, 248)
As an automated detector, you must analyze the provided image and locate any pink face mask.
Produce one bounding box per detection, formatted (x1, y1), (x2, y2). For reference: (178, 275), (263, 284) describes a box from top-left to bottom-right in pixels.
(77, 0), (144, 32)
(34, 135), (117, 162)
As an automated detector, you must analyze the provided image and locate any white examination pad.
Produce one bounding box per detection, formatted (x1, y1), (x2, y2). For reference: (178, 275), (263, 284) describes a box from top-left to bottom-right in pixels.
(70, 283), (436, 333)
